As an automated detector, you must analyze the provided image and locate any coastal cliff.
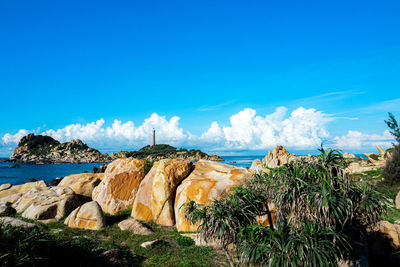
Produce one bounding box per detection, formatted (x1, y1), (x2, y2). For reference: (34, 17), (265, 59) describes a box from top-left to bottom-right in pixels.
(6, 134), (109, 164)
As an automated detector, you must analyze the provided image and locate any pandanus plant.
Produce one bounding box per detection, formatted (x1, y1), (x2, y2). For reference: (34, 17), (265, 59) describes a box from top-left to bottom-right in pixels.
(184, 148), (385, 266)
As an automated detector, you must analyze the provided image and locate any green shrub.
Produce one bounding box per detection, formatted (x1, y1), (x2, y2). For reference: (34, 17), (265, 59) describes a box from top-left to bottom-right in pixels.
(185, 148), (385, 266)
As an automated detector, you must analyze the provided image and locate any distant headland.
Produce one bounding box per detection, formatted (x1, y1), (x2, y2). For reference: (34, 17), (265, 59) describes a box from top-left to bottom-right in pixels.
(1, 134), (223, 164)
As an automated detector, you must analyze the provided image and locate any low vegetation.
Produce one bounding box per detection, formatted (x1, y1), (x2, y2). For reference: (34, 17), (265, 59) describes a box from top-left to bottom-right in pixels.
(185, 148), (385, 266)
(0, 210), (227, 267)
(116, 144), (208, 159)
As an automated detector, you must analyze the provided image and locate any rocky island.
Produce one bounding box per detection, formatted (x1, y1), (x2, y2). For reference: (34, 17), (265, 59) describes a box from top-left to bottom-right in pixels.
(3, 134), (223, 164)
(4, 134), (110, 164)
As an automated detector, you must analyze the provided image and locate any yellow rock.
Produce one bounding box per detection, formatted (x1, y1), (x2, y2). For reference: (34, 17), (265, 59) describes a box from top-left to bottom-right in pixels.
(174, 160), (252, 232)
(92, 158), (146, 215)
(131, 161), (159, 221)
(59, 173), (104, 197)
(0, 181), (47, 201)
(64, 201), (106, 230)
(12, 186), (80, 223)
(151, 159), (192, 226)
(132, 159), (192, 226)
(262, 145), (297, 168)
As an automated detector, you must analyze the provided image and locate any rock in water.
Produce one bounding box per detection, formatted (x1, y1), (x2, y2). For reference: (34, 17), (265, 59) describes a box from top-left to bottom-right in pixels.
(59, 173), (104, 197)
(118, 218), (154, 235)
(262, 145), (297, 168)
(174, 160), (252, 232)
(12, 186), (80, 223)
(8, 133), (110, 163)
(92, 158), (146, 214)
(64, 201), (106, 230)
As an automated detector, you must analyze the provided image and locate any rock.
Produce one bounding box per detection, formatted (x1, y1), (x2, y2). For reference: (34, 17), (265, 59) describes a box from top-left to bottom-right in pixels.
(49, 177), (63, 186)
(140, 239), (162, 249)
(0, 217), (36, 228)
(0, 202), (16, 216)
(346, 162), (377, 174)
(59, 173), (103, 197)
(0, 184), (12, 191)
(396, 191), (400, 210)
(262, 145), (297, 168)
(0, 181), (47, 201)
(92, 158), (146, 214)
(249, 159), (263, 173)
(364, 146), (386, 166)
(26, 178), (38, 183)
(92, 164), (107, 173)
(343, 152), (357, 159)
(7, 133), (110, 164)
(132, 163), (157, 221)
(118, 218), (154, 235)
(174, 160), (252, 232)
(64, 201), (106, 230)
(151, 159), (192, 226)
(181, 233), (223, 249)
(12, 186), (80, 223)
(368, 220), (400, 264)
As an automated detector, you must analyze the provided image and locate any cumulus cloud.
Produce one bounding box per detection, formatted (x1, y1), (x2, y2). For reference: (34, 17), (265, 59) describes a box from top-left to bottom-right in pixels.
(333, 130), (393, 149)
(1, 107), (394, 153)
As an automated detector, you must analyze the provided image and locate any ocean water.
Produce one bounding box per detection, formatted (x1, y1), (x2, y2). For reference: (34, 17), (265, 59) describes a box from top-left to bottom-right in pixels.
(0, 154), (367, 186)
(0, 159), (104, 185)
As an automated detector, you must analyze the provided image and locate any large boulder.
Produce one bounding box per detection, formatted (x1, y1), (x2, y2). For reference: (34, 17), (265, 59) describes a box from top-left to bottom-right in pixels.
(59, 173), (104, 197)
(131, 159), (192, 226)
(174, 160), (252, 232)
(262, 145), (297, 168)
(368, 220), (400, 264)
(0, 181), (47, 200)
(92, 158), (146, 214)
(64, 201), (106, 230)
(12, 186), (80, 223)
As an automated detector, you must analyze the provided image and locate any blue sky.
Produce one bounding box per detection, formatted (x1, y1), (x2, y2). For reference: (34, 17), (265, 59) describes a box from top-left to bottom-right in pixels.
(1, 0), (399, 156)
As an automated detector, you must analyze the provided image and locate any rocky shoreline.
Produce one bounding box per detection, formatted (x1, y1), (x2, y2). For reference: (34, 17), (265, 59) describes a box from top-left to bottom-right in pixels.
(3, 134), (223, 164)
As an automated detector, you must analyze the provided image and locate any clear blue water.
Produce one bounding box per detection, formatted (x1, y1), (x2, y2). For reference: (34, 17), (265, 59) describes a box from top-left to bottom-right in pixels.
(0, 154), (367, 186)
(0, 159), (103, 185)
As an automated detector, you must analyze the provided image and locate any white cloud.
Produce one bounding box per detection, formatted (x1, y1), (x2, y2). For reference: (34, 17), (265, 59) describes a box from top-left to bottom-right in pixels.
(2, 129), (31, 144)
(333, 130), (394, 149)
(1, 107), (395, 154)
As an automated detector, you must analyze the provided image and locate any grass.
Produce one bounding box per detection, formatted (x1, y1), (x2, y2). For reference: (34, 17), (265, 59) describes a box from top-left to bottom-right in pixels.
(0, 209), (227, 267)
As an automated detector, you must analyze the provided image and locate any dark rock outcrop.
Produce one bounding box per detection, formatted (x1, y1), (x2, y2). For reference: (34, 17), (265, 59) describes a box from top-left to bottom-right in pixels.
(8, 134), (110, 164)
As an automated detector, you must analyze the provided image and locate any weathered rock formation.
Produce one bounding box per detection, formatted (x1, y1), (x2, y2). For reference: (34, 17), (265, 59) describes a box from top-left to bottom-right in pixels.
(7, 134), (110, 163)
(12, 186), (80, 223)
(131, 159), (192, 226)
(364, 146), (387, 167)
(262, 145), (297, 168)
(59, 173), (104, 198)
(64, 201), (106, 230)
(174, 160), (252, 232)
(0, 181), (47, 204)
(92, 158), (146, 214)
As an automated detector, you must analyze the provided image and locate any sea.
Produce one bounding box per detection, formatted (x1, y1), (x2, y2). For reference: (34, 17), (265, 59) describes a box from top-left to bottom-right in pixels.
(0, 154), (366, 186)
